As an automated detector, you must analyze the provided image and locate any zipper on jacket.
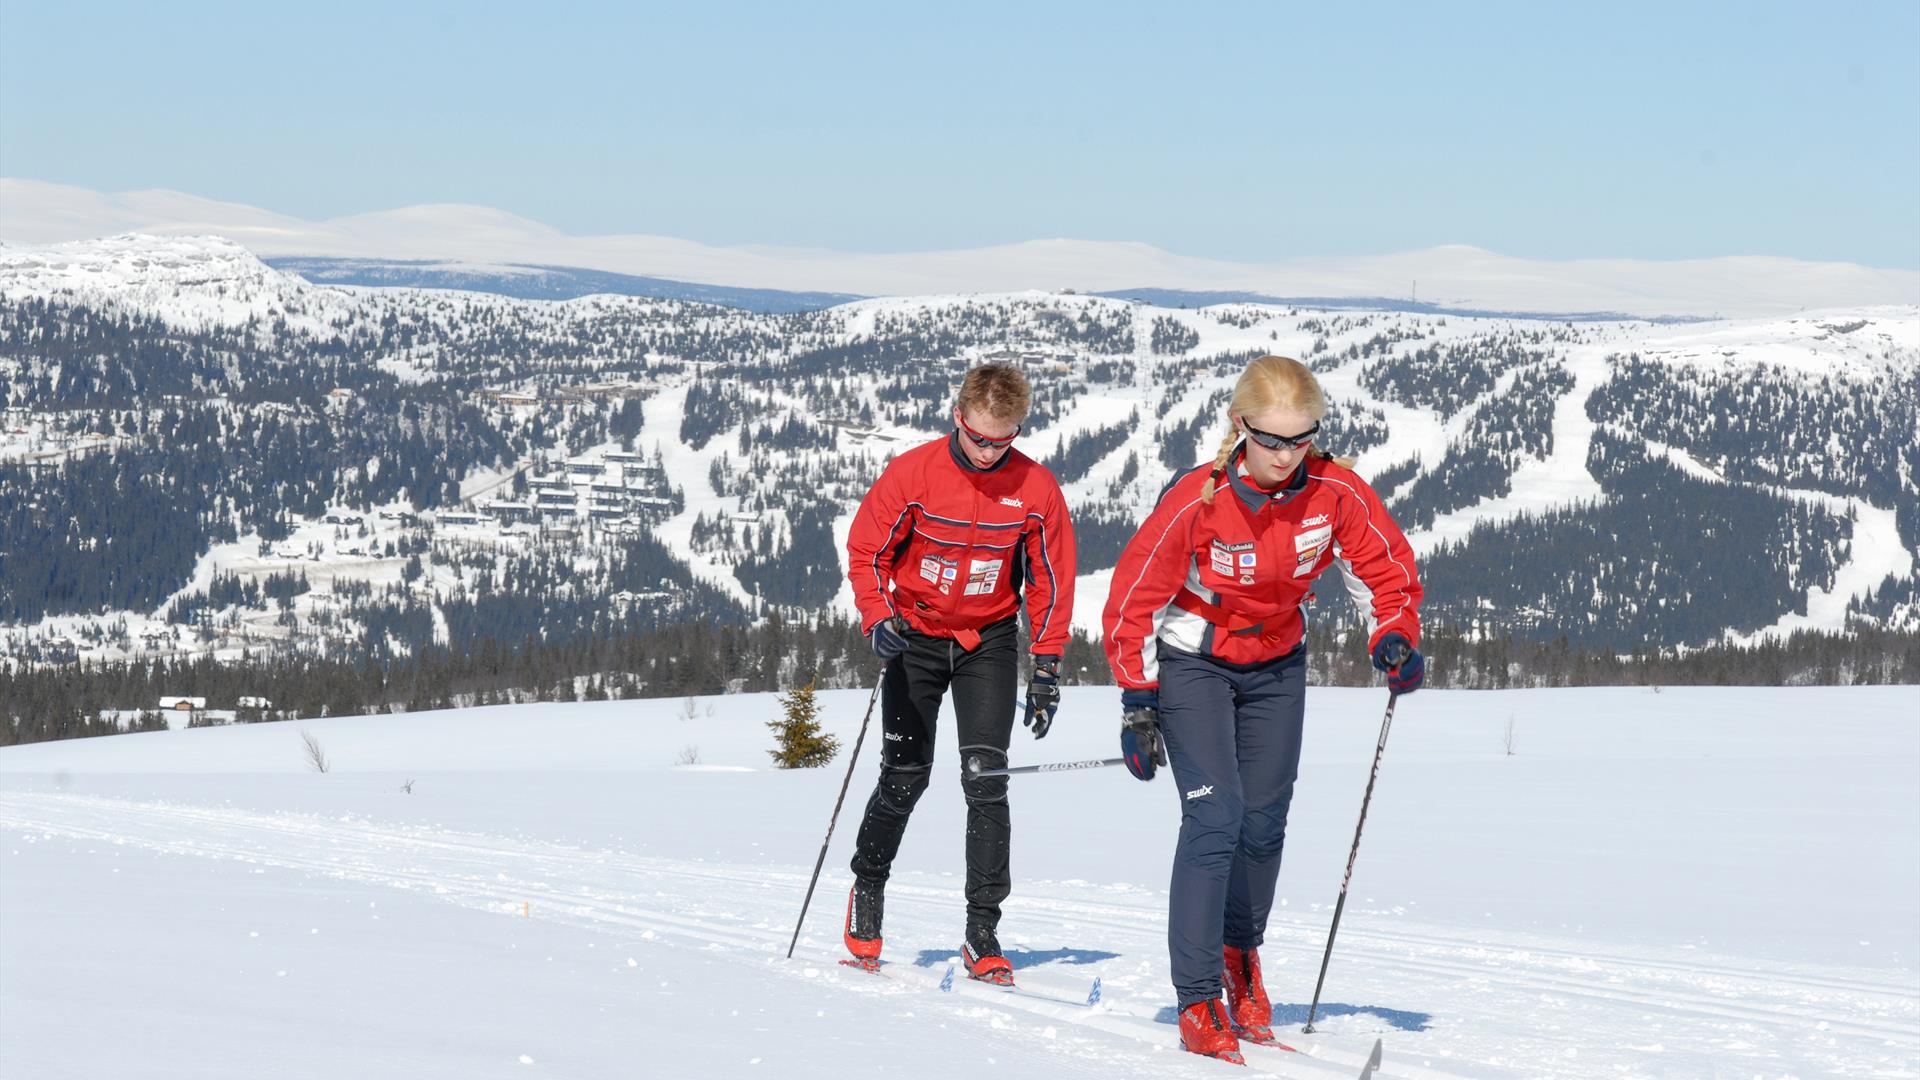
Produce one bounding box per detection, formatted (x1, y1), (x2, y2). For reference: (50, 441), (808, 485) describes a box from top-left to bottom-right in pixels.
(948, 485), (979, 620)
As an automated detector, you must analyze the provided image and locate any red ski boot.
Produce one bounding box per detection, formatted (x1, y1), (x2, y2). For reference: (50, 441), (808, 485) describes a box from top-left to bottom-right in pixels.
(1178, 998), (1245, 1065)
(960, 925), (1014, 986)
(841, 880), (883, 972)
(1223, 944), (1278, 1044)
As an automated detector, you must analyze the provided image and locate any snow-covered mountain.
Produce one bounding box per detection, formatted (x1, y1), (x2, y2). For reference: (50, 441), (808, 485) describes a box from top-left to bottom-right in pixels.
(7, 179), (1918, 318)
(1, 233), (1916, 672)
(263, 256), (864, 314)
(0, 233), (364, 335)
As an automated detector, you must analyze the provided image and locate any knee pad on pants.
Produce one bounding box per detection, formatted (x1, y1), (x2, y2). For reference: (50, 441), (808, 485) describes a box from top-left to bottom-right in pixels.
(875, 763), (930, 815)
(959, 746), (1008, 804)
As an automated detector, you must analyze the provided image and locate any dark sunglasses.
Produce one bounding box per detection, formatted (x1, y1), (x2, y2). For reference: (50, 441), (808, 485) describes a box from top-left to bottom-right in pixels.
(1241, 419), (1319, 451)
(956, 412), (1021, 449)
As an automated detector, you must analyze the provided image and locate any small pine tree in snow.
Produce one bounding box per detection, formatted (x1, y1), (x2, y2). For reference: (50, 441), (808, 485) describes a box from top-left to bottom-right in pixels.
(767, 679), (839, 769)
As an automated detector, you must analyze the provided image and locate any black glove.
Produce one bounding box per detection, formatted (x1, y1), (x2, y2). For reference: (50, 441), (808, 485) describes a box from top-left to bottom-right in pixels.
(1119, 688), (1165, 782)
(870, 617), (910, 662)
(1023, 655), (1060, 739)
(1371, 632), (1424, 695)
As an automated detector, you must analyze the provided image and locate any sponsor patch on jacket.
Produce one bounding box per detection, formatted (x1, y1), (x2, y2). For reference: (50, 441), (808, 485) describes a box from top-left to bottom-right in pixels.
(921, 555), (959, 593)
(963, 557), (1003, 597)
(1210, 539), (1253, 577)
(1293, 524), (1332, 577)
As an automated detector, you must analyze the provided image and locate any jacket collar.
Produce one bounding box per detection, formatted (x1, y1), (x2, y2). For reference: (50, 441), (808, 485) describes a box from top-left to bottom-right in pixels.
(1225, 442), (1308, 512)
(948, 430), (1013, 474)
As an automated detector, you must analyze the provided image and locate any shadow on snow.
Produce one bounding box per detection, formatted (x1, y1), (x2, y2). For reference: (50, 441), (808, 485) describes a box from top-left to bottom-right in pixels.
(911, 946), (1120, 969)
(1153, 1002), (1431, 1033)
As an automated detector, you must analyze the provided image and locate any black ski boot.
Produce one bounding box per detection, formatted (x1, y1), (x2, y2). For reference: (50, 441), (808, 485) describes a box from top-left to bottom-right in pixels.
(841, 878), (884, 971)
(961, 923), (1013, 986)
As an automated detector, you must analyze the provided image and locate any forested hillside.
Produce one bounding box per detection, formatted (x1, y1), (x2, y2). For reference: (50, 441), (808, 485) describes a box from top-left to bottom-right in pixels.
(2, 235), (1914, 736)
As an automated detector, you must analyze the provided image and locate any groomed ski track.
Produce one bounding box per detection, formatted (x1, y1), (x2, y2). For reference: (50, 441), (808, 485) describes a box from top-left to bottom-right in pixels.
(5, 791), (1913, 1078)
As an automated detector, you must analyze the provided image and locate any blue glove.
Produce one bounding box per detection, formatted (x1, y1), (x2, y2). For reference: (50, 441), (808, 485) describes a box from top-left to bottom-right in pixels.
(1023, 655), (1060, 739)
(1119, 688), (1165, 782)
(870, 617), (910, 662)
(1371, 633), (1424, 695)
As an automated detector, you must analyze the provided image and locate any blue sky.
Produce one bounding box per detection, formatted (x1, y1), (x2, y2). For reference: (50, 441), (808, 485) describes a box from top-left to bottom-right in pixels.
(3, 0), (1916, 267)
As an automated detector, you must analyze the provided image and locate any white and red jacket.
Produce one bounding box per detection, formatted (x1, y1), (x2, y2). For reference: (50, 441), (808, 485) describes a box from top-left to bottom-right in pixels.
(1103, 448), (1422, 689)
(847, 434), (1076, 655)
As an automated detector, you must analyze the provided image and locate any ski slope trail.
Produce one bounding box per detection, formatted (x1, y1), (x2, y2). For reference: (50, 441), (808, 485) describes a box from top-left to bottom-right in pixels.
(5, 789), (1913, 1079)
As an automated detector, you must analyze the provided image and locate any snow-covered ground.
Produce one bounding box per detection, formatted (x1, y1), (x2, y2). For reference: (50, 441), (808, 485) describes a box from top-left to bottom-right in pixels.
(3, 685), (1916, 1078)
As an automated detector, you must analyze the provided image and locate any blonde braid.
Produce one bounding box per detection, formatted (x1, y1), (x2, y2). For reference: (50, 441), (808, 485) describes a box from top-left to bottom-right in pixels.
(1198, 425), (1240, 503)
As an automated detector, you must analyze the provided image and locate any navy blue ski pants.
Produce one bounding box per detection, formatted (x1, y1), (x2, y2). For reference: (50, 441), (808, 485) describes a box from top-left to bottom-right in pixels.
(1159, 643), (1307, 1009)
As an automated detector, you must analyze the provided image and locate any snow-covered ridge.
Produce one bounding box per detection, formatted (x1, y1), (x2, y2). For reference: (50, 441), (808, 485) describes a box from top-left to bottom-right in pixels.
(0, 233), (736, 338)
(1632, 308), (1919, 379)
(6, 234), (1917, 359)
(0, 233), (359, 336)
(6, 179), (1918, 317)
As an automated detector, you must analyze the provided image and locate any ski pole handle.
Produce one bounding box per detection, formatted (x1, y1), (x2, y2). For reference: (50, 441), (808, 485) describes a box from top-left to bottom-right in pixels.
(965, 755), (1126, 778)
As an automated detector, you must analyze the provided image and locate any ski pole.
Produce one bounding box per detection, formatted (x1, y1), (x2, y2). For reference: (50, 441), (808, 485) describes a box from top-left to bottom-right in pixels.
(786, 667), (887, 960)
(1303, 690), (1399, 1033)
(965, 754), (1126, 778)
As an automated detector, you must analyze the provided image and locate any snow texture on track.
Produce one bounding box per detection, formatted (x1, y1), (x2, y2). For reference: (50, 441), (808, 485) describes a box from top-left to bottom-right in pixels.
(4, 686), (1916, 1078)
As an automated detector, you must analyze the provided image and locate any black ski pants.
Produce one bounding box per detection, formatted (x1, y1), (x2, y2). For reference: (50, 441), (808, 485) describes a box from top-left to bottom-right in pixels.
(849, 615), (1017, 931)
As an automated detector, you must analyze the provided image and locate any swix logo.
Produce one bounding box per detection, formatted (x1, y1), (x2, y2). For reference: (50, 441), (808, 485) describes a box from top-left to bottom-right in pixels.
(1301, 513), (1330, 527)
(884, 732), (905, 742)
(1185, 784), (1214, 801)
(999, 496), (1024, 508)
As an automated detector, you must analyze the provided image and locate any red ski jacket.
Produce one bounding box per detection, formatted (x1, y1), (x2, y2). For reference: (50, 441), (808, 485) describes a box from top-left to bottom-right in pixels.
(846, 434), (1076, 655)
(1103, 449), (1422, 689)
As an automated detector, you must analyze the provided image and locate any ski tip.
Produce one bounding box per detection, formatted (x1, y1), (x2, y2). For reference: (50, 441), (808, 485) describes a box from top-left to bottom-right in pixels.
(1356, 1037), (1383, 1080)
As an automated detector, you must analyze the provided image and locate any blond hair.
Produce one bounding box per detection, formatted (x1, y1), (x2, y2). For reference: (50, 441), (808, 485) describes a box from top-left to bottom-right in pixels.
(1201, 355), (1348, 502)
(955, 363), (1032, 424)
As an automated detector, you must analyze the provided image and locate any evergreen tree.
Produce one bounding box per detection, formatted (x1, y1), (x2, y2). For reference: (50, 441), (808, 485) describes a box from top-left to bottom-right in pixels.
(766, 679), (839, 769)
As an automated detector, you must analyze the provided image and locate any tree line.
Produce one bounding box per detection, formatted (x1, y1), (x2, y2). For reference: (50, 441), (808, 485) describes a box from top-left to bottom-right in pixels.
(6, 613), (1912, 748)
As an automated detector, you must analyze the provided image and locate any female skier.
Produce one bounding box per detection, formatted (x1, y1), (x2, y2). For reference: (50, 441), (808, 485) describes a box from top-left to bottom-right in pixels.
(1102, 355), (1424, 1063)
